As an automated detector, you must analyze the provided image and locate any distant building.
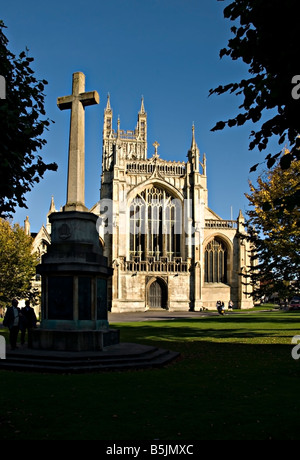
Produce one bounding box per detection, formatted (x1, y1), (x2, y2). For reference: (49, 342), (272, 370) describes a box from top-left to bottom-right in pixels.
(24, 198), (55, 317)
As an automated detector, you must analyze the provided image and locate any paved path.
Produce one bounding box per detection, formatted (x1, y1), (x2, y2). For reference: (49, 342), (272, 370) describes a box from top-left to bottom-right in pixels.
(0, 308), (267, 329)
(107, 308), (274, 323)
(108, 309), (222, 323)
(1, 310), (216, 329)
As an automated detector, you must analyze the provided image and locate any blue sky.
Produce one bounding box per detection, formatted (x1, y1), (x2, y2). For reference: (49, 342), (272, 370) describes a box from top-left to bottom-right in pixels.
(2, 0), (271, 232)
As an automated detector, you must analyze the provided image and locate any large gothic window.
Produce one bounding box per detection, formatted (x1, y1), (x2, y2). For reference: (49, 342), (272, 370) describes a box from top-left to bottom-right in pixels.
(204, 238), (228, 283)
(129, 186), (181, 261)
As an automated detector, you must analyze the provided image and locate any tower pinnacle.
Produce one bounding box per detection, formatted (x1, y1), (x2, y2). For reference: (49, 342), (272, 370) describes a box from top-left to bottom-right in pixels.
(140, 96), (145, 114)
(106, 93), (111, 111)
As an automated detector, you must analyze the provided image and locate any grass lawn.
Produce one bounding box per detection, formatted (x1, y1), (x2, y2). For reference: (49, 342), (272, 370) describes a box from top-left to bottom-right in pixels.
(1, 309), (300, 440)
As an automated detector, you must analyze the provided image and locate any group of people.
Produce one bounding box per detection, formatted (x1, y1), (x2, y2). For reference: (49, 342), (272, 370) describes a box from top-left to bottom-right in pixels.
(216, 300), (234, 315)
(2, 298), (37, 350)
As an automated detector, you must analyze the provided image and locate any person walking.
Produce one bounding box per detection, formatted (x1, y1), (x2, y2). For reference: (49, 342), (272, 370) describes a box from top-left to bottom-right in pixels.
(20, 300), (37, 346)
(216, 300), (225, 315)
(3, 299), (21, 350)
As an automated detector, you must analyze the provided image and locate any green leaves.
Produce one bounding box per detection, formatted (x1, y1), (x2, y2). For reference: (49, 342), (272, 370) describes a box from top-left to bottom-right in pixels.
(245, 159), (300, 300)
(211, 120), (226, 132)
(0, 21), (57, 218)
(210, 0), (300, 182)
(249, 163), (259, 173)
(280, 153), (293, 170)
(0, 219), (38, 308)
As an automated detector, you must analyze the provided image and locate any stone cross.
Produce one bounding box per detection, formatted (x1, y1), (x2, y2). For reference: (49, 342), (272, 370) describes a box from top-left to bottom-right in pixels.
(57, 72), (99, 212)
(153, 141), (160, 158)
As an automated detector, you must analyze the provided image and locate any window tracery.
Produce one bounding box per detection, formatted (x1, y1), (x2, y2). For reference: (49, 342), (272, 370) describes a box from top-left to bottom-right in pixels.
(129, 186), (181, 261)
(204, 238), (228, 283)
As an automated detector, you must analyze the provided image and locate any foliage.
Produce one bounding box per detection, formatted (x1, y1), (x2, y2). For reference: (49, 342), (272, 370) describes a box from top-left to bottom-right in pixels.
(0, 20), (57, 218)
(209, 0), (300, 177)
(0, 218), (38, 308)
(244, 154), (300, 300)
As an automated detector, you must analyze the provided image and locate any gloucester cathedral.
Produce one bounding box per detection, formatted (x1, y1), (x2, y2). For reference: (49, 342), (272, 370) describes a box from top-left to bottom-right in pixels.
(32, 95), (253, 312)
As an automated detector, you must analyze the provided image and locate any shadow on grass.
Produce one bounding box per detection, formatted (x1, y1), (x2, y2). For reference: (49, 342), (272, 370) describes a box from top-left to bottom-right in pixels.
(111, 312), (300, 348)
(1, 313), (300, 440)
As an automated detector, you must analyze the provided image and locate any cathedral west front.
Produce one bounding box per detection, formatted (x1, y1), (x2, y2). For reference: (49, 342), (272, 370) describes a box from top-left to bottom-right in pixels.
(32, 93), (253, 313)
(90, 95), (254, 312)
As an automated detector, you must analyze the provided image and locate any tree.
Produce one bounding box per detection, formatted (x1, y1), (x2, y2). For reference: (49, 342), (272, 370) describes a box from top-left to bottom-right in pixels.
(0, 219), (38, 309)
(209, 0), (300, 177)
(244, 153), (300, 301)
(0, 20), (57, 218)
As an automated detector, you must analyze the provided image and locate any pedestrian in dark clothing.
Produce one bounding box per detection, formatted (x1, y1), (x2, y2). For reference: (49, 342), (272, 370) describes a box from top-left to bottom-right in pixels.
(3, 299), (21, 350)
(20, 300), (37, 346)
(216, 300), (225, 315)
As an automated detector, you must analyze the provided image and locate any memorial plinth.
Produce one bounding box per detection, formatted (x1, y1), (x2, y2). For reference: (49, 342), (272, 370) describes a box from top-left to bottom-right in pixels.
(31, 72), (118, 352)
(32, 211), (118, 351)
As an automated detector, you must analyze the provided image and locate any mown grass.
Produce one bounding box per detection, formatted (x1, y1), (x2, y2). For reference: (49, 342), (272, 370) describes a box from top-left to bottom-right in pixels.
(1, 310), (300, 440)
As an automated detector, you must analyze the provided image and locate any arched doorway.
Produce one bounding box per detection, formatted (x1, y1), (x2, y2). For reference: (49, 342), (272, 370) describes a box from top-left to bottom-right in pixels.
(148, 278), (167, 310)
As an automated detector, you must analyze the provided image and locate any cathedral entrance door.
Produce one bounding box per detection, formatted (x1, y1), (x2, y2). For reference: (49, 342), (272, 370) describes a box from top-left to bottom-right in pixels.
(149, 280), (167, 309)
